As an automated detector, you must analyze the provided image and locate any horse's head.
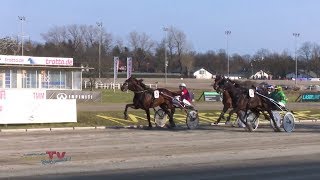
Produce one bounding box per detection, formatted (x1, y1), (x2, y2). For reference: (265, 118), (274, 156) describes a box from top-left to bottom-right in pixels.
(121, 77), (143, 92)
(213, 75), (227, 92)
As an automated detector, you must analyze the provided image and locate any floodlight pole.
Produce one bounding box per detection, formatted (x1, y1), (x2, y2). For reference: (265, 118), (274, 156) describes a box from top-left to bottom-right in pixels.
(18, 16), (26, 56)
(225, 30), (231, 78)
(293, 32), (300, 85)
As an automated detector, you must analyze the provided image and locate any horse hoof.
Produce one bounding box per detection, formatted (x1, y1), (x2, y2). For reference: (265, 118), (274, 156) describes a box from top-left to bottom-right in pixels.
(144, 126), (152, 130)
(225, 121), (231, 125)
(166, 124), (175, 129)
(246, 125), (253, 132)
(274, 128), (281, 132)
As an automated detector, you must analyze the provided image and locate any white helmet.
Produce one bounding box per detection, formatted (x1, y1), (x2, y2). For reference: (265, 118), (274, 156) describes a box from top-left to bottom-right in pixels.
(179, 83), (186, 88)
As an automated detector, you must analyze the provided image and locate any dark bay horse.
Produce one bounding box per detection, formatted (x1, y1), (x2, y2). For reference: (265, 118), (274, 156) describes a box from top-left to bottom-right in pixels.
(213, 76), (249, 125)
(213, 75), (281, 132)
(121, 77), (179, 128)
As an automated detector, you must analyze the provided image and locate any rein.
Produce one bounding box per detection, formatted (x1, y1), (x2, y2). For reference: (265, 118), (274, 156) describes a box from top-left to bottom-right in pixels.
(133, 89), (149, 93)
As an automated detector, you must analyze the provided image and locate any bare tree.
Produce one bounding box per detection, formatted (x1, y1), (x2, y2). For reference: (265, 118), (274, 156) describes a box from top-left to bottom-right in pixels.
(166, 26), (192, 74)
(128, 31), (154, 71)
(311, 43), (320, 76)
(41, 25), (68, 46)
(0, 37), (21, 55)
(181, 52), (195, 77)
(299, 42), (312, 61)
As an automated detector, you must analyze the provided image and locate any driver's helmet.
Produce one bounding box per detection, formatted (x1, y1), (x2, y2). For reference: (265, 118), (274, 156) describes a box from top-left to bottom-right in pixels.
(179, 83), (187, 88)
(267, 85), (274, 90)
(275, 85), (282, 91)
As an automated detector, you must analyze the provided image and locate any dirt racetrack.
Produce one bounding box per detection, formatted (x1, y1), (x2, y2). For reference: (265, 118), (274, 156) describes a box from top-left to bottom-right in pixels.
(1, 78), (319, 179)
(1, 123), (320, 179)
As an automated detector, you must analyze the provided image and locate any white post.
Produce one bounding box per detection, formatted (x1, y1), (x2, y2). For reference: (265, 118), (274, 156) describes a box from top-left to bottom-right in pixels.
(96, 22), (103, 79)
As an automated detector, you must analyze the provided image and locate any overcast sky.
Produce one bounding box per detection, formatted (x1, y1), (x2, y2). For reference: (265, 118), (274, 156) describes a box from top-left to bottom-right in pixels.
(1, 0), (319, 55)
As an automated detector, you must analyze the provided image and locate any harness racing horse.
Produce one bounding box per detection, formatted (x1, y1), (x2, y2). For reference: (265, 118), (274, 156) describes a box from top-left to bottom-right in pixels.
(121, 77), (179, 128)
(212, 75), (249, 125)
(213, 76), (281, 132)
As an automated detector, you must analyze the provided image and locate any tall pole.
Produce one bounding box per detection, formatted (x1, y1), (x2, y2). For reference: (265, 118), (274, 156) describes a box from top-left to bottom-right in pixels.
(225, 30), (231, 78)
(293, 33), (300, 85)
(18, 16), (26, 56)
(163, 27), (169, 86)
(97, 22), (103, 79)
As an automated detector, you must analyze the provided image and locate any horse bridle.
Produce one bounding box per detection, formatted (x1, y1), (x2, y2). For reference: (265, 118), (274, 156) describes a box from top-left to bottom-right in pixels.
(214, 77), (226, 93)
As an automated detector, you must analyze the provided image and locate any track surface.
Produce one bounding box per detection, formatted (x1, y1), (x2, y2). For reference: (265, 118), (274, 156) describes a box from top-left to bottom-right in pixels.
(1, 123), (320, 179)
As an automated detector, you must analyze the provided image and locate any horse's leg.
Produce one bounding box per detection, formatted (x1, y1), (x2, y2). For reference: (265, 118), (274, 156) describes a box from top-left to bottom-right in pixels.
(145, 109), (152, 128)
(169, 107), (176, 127)
(226, 108), (236, 125)
(124, 104), (138, 120)
(267, 109), (281, 132)
(214, 106), (228, 125)
(237, 110), (253, 132)
(160, 104), (175, 128)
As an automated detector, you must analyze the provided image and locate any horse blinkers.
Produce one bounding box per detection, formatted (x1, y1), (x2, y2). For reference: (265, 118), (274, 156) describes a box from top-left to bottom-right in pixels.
(121, 81), (129, 91)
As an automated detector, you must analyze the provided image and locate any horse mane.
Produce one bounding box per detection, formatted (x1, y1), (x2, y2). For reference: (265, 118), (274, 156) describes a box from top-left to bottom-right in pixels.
(136, 79), (152, 90)
(232, 80), (258, 89)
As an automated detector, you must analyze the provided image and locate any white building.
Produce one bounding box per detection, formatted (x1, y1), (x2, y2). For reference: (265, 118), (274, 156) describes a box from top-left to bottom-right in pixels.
(193, 68), (213, 79)
(250, 70), (270, 79)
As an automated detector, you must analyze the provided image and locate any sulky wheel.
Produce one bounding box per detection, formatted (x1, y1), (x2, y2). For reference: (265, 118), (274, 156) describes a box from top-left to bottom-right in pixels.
(283, 112), (295, 132)
(154, 109), (167, 127)
(246, 110), (259, 131)
(237, 110), (259, 131)
(186, 110), (199, 130)
(270, 111), (282, 131)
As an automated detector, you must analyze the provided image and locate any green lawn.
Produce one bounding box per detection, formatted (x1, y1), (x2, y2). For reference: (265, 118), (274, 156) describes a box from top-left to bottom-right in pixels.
(96, 89), (302, 104)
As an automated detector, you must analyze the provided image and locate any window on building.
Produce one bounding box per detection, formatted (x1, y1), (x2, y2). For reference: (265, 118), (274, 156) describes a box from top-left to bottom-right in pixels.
(5, 70), (17, 88)
(49, 70), (61, 89)
(199, 70), (205, 75)
(22, 70), (38, 88)
(41, 70), (49, 88)
(72, 71), (81, 90)
(66, 71), (73, 89)
(5, 70), (11, 88)
(2, 68), (81, 90)
(0, 70), (4, 88)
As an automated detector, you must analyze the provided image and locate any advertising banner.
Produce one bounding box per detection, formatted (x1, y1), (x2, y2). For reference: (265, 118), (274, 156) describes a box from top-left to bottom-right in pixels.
(46, 90), (102, 102)
(0, 89), (77, 124)
(114, 57), (119, 79)
(0, 55), (73, 66)
(127, 57), (132, 79)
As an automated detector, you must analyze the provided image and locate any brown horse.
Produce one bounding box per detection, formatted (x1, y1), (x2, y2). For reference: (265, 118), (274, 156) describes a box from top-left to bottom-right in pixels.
(121, 77), (179, 128)
(213, 86), (234, 125)
(213, 75), (281, 132)
(212, 76), (248, 125)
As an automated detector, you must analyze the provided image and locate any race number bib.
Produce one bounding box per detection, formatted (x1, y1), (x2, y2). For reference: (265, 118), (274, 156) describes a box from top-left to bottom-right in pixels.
(249, 89), (255, 98)
(154, 90), (160, 98)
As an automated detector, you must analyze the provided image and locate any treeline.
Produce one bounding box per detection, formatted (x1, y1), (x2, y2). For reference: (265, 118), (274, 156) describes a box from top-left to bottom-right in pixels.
(1, 24), (320, 79)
